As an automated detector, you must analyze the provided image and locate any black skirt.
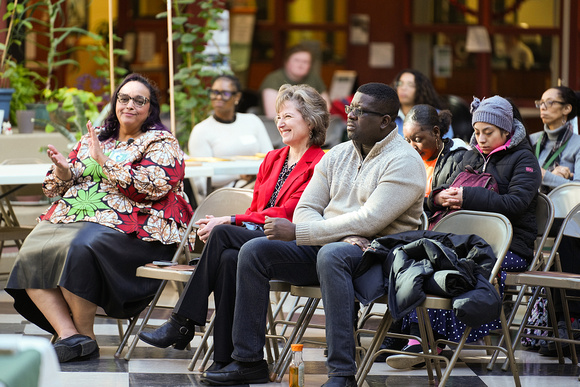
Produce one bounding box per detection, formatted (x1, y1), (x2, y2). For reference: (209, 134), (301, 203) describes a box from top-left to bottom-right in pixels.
(5, 221), (176, 333)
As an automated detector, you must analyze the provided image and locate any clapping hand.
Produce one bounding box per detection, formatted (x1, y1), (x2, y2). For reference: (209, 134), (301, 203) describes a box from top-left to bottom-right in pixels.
(87, 120), (106, 165)
(47, 144), (71, 181)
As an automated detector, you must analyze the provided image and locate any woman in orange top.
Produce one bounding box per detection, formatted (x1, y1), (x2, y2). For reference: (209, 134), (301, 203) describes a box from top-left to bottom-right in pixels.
(402, 104), (468, 214)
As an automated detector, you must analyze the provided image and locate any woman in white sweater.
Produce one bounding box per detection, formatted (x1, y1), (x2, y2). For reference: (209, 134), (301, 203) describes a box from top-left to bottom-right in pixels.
(188, 75), (273, 196)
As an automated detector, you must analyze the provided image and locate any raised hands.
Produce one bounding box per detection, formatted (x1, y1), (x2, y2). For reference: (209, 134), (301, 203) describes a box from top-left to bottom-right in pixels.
(87, 120), (107, 165)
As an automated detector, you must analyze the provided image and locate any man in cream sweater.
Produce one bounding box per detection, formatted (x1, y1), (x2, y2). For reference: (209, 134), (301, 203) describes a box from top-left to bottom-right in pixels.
(201, 83), (426, 387)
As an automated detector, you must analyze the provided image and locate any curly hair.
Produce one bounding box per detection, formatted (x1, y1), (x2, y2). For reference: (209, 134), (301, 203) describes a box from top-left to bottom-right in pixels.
(100, 73), (167, 141)
(275, 84), (329, 147)
(357, 82), (400, 118)
(393, 69), (444, 109)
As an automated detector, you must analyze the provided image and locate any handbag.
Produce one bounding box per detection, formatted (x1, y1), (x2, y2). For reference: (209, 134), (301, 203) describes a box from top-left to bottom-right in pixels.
(428, 165), (499, 230)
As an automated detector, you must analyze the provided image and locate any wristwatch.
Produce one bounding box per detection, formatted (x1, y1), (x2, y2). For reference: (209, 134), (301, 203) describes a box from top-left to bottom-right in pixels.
(231, 215), (236, 225)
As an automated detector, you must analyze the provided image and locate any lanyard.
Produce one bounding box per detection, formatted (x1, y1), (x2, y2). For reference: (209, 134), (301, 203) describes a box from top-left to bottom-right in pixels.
(535, 133), (570, 169)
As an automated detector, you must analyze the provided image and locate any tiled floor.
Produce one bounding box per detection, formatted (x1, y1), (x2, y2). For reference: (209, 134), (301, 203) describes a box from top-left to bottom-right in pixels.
(1, 249), (580, 386)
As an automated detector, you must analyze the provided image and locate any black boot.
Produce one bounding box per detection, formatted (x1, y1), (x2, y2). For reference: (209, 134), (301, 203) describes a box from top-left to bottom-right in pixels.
(139, 313), (196, 350)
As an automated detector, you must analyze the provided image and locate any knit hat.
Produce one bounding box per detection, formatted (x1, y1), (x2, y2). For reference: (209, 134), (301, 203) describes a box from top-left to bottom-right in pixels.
(471, 95), (513, 133)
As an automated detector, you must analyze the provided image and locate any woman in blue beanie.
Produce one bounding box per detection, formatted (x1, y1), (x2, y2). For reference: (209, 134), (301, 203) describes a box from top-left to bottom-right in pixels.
(388, 95), (542, 369)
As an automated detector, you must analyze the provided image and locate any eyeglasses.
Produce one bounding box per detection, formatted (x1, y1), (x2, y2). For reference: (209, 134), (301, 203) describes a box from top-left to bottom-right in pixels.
(535, 100), (566, 109)
(209, 89), (238, 101)
(395, 81), (416, 89)
(117, 93), (150, 108)
(344, 105), (387, 118)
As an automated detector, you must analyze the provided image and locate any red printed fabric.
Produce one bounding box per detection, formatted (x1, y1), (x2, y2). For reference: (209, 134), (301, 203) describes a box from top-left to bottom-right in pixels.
(41, 130), (193, 244)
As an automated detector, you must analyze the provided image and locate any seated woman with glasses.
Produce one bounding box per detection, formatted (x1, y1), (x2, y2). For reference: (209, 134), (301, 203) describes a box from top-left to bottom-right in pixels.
(139, 84), (328, 372)
(188, 75), (273, 197)
(531, 86), (580, 192)
(5, 73), (193, 363)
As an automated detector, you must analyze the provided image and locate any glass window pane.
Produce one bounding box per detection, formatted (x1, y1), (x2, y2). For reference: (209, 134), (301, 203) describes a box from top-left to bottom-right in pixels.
(493, 0), (559, 28)
(413, 0), (479, 25)
(410, 31), (559, 100)
(492, 33), (557, 99)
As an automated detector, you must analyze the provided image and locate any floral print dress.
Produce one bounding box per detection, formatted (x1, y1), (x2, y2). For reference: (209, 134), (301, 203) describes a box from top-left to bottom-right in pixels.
(41, 129), (193, 244)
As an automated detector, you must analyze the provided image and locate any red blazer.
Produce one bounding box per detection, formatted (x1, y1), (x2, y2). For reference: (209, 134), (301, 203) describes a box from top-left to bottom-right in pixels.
(235, 145), (325, 225)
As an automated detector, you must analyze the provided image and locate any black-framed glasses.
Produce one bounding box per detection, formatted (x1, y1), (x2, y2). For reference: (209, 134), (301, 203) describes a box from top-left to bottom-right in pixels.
(117, 93), (150, 108)
(209, 89), (238, 101)
(535, 100), (566, 109)
(345, 105), (387, 118)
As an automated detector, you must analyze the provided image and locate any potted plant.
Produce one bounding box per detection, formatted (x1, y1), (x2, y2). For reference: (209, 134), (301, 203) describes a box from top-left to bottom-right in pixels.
(0, 0), (33, 123)
(21, 0), (100, 99)
(3, 60), (40, 129)
(40, 87), (102, 144)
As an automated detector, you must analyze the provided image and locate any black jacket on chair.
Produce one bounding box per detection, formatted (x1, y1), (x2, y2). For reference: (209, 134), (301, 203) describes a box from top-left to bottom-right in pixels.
(353, 230), (501, 327)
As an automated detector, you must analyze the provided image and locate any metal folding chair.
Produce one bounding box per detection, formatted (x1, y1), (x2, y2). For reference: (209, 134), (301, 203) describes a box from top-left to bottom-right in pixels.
(356, 210), (520, 387)
(501, 202), (580, 372)
(487, 192), (554, 368)
(124, 188), (253, 360)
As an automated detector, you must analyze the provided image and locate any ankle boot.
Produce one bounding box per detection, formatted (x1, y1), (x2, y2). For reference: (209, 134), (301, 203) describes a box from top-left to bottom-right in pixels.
(139, 313), (195, 350)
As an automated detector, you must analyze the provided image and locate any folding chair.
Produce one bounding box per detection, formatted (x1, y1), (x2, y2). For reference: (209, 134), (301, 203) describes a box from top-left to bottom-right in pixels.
(501, 202), (580, 372)
(487, 192), (554, 368)
(356, 210), (520, 387)
(124, 188), (253, 360)
(270, 211), (434, 383)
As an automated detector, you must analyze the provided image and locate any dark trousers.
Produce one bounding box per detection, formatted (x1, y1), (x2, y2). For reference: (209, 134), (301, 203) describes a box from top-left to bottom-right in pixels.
(173, 224), (264, 363)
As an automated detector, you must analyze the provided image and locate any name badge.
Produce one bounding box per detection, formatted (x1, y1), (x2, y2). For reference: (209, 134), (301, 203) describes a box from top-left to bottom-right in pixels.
(108, 149), (132, 163)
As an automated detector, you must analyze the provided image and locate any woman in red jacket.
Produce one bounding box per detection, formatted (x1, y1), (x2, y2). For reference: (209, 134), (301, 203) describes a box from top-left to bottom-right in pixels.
(139, 84), (328, 370)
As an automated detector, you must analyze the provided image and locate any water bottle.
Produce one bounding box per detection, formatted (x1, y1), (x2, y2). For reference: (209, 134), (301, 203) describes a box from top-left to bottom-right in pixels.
(289, 343), (304, 387)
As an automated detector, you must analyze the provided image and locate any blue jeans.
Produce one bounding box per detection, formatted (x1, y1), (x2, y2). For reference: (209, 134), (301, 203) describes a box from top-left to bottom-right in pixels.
(231, 237), (363, 377)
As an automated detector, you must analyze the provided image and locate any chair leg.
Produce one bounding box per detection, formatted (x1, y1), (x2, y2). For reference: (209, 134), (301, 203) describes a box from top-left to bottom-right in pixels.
(115, 314), (140, 358)
(500, 285), (544, 371)
(438, 327), (472, 386)
(496, 307), (521, 387)
(488, 283), (530, 369)
(188, 312), (216, 371)
(416, 306), (440, 383)
(270, 297), (320, 383)
(355, 311), (392, 385)
(124, 280), (168, 361)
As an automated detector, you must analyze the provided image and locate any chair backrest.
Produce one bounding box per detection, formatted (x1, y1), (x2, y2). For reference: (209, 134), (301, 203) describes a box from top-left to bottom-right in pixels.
(420, 211), (429, 230)
(192, 187), (254, 223)
(562, 203), (580, 240)
(170, 187), (254, 262)
(542, 202), (580, 271)
(529, 192), (555, 271)
(547, 182), (580, 218)
(431, 210), (513, 282)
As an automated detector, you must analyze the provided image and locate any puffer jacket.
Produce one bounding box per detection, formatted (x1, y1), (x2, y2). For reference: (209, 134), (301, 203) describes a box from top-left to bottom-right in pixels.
(425, 138), (469, 214)
(427, 120), (542, 262)
(353, 230), (501, 327)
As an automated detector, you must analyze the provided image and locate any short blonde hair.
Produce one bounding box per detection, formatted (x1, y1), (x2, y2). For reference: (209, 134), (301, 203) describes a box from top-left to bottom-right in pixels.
(275, 84), (329, 147)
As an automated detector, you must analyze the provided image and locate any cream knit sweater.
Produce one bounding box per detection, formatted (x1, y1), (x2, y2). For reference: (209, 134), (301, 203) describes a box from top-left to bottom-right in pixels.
(294, 129), (426, 246)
